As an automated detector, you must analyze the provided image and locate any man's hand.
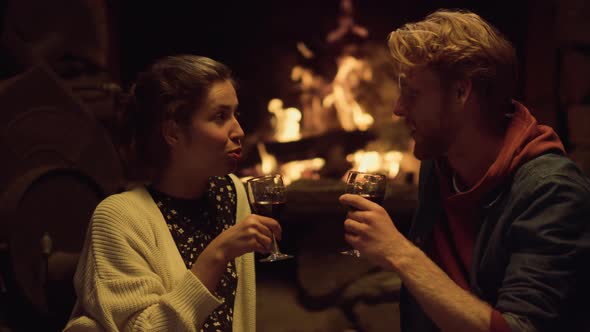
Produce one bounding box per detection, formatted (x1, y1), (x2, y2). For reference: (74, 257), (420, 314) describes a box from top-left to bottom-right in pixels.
(339, 193), (412, 270)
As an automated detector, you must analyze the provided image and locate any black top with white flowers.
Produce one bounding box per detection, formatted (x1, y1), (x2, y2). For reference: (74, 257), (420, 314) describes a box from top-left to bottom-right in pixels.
(148, 176), (238, 332)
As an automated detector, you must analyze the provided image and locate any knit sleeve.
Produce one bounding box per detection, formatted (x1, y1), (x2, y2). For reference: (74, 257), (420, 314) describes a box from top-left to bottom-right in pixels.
(67, 195), (222, 331)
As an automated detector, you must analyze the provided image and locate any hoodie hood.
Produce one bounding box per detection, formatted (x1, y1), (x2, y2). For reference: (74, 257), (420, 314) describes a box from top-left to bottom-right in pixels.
(442, 101), (565, 206)
(430, 101), (565, 291)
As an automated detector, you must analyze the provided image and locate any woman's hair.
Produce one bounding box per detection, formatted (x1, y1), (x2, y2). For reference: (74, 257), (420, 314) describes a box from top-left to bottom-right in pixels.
(118, 55), (234, 181)
(387, 9), (517, 112)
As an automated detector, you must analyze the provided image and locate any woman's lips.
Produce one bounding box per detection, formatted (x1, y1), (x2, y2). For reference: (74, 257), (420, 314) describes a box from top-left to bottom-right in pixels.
(227, 149), (242, 159)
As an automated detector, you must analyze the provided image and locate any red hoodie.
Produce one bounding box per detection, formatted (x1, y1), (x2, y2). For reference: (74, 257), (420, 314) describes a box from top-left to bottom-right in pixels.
(430, 102), (565, 331)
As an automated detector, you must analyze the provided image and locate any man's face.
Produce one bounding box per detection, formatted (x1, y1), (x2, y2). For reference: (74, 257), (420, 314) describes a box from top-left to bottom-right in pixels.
(393, 67), (457, 160)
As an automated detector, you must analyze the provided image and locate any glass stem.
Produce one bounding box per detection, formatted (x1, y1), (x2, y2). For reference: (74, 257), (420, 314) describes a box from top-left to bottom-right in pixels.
(271, 232), (280, 253)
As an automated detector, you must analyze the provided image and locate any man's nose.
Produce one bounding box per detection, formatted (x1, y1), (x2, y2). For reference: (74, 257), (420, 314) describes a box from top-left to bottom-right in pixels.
(393, 99), (405, 118)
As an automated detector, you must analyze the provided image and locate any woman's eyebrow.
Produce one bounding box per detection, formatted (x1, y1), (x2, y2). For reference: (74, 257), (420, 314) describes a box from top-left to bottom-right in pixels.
(212, 104), (238, 111)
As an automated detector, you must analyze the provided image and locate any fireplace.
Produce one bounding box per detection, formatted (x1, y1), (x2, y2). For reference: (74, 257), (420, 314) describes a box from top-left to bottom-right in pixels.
(234, 1), (419, 330)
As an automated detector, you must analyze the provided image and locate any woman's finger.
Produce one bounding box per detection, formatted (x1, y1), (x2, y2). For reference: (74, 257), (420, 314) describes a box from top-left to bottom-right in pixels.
(254, 231), (273, 251)
(252, 215), (282, 240)
(251, 239), (269, 254)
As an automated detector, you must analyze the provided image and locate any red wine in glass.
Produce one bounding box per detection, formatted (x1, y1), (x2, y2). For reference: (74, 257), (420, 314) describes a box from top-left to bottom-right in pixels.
(246, 175), (293, 262)
(251, 200), (286, 220)
(346, 194), (385, 211)
(360, 193), (384, 205)
(341, 171), (387, 257)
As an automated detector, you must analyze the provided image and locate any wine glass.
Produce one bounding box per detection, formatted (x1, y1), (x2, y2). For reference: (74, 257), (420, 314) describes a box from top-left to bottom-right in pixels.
(246, 174), (293, 262)
(341, 171), (387, 257)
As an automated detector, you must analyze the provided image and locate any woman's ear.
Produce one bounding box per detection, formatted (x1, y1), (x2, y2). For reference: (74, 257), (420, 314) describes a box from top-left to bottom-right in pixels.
(162, 119), (181, 147)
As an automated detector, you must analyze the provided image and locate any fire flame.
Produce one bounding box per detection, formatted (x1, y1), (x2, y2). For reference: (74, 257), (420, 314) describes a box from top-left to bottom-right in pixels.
(256, 141), (324, 185)
(252, 0), (418, 186)
(268, 99), (302, 142)
(323, 55), (374, 131)
(347, 149), (404, 179)
(257, 142), (278, 175)
(280, 158), (325, 185)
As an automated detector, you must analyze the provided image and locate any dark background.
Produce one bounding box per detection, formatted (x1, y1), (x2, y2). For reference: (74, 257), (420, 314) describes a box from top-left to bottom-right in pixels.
(114, 0), (529, 133)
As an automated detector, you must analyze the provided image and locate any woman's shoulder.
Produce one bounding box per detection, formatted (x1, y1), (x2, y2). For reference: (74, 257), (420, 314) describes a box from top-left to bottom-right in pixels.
(92, 186), (158, 229)
(96, 186), (151, 212)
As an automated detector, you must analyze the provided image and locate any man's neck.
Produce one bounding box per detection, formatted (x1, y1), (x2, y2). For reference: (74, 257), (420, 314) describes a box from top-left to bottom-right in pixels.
(446, 122), (504, 189)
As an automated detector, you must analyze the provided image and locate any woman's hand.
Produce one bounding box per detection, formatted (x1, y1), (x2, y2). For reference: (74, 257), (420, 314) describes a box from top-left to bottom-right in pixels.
(191, 214), (281, 291)
(210, 214), (282, 262)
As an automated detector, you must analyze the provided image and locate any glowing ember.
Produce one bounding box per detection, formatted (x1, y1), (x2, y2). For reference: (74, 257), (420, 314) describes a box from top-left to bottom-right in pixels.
(296, 42), (314, 59)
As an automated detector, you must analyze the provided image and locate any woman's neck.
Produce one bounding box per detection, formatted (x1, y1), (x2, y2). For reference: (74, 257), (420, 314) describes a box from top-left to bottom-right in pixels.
(152, 166), (209, 199)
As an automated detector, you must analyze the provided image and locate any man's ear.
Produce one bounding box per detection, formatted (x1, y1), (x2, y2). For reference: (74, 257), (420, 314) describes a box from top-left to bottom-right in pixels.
(455, 78), (472, 105)
(162, 119), (181, 147)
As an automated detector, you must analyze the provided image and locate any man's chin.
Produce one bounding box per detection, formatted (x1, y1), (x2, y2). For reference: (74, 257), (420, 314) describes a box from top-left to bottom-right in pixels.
(413, 152), (427, 161)
(412, 146), (437, 161)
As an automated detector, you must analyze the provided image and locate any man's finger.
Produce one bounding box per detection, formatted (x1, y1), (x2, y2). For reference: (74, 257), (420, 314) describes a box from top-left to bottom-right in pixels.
(339, 194), (380, 211)
(344, 218), (369, 235)
(344, 233), (360, 248)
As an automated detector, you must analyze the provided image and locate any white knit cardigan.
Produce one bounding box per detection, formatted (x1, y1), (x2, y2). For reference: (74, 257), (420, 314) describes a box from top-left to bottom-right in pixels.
(64, 174), (255, 331)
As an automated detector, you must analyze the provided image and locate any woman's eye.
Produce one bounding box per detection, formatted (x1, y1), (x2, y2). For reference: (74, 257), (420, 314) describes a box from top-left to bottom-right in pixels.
(215, 112), (227, 120)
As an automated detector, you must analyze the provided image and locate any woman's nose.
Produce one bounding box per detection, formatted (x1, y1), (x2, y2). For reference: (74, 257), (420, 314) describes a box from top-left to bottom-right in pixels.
(231, 120), (245, 143)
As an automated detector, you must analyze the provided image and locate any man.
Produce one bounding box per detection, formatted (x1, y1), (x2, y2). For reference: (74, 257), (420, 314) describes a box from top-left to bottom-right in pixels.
(340, 9), (590, 332)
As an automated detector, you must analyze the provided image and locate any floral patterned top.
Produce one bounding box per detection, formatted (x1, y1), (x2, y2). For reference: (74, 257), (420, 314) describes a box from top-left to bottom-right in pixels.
(147, 176), (238, 332)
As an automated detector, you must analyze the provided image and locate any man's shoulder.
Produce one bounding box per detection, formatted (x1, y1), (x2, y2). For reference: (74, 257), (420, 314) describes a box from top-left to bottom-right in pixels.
(514, 153), (590, 192)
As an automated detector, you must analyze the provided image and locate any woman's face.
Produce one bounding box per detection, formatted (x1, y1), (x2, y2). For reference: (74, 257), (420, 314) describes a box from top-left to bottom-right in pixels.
(171, 80), (244, 177)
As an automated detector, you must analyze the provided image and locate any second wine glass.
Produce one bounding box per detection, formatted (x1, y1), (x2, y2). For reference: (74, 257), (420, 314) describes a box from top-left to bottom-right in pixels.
(246, 174), (293, 262)
(341, 171), (387, 257)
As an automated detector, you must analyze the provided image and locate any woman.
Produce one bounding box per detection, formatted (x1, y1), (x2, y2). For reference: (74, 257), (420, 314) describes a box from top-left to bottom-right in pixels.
(65, 55), (280, 331)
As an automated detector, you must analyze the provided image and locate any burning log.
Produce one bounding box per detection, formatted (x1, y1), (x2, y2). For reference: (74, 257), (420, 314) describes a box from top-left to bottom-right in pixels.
(239, 129), (376, 178)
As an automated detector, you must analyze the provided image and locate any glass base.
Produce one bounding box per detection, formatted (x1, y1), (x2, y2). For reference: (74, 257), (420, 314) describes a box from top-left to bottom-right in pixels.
(259, 252), (293, 263)
(339, 249), (361, 258)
